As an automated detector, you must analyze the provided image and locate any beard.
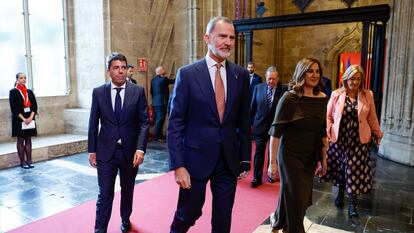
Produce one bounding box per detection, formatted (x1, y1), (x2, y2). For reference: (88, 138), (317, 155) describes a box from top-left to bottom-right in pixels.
(208, 44), (231, 59)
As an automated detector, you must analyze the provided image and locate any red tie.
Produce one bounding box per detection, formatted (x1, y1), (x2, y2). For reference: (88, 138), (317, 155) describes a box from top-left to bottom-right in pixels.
(215, 63), (225, 123)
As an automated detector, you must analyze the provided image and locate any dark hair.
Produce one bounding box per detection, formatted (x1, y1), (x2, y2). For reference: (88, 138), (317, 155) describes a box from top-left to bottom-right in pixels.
(247, 62), (255, 67)
(127, 64), (134, 69)
(289, 58), (324, 96)
(205, 16), (233, 35)
(106, 52), (127, 70)
(15, 72), (25, 86)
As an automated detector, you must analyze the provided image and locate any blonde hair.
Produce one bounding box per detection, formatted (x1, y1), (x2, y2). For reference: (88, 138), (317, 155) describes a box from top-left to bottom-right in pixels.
(289, 58), (324, 96)
(340, 64), (366, 93)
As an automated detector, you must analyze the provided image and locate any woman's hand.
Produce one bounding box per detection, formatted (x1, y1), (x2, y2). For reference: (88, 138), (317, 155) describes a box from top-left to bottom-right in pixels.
(316, 159), (327, 177)
(23, 118), (31, 125)
(268, 163), (279, 181)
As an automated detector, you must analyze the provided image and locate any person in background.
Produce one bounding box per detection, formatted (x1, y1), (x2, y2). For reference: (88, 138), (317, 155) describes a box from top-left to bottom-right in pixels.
(167, 16), (251, 233)
(268, 58), (328, 233)
(9, 72), (38, 169)
(88, 52), (149, 233)
(150, 66), (175, 142)
(247, 62), (262, 102)
(322, 76), (332, 97)
(321, 64), (383, 218)
(250, 66), (285, 188)
(126, 64), (137, 84)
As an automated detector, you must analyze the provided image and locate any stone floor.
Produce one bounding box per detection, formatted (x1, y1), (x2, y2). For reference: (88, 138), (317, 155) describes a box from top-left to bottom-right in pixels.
(0, 141), (413, 233)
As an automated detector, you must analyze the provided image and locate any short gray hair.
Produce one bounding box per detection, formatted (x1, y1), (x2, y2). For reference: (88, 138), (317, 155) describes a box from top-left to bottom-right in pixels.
(205, 16), (233, 35)
(155, 66), (163, 75)
(265, 66), (279, 77)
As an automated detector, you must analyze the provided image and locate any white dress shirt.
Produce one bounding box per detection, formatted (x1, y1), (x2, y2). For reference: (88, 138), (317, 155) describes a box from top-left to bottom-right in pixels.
(111, 81), (126, 111)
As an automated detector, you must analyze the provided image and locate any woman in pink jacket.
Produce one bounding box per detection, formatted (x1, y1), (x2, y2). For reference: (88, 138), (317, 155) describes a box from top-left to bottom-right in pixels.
(322, 65), (383, 218)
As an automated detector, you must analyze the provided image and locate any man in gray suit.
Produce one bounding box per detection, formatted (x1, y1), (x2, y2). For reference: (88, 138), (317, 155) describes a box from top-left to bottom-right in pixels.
(88, 52), (149, 233)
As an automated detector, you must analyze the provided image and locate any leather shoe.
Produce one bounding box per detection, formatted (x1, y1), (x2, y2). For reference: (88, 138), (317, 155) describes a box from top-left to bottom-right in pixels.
(28, 163), (34, 168)
(120, 219), (131, 232)
(334, 193), (344, 208)
(250, 179), (262, 188)
(20, 163), (30, 169)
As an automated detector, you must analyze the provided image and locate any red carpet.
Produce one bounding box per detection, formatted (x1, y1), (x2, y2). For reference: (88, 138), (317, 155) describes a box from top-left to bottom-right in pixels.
(8, 143), (279, 233)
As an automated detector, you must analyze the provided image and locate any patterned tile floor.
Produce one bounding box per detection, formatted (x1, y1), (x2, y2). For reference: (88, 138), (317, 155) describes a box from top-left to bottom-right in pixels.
(0, 141), (413, 233)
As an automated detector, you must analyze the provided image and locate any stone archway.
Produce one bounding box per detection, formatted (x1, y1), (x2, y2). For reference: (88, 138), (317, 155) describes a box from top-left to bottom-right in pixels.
(326, 25), (362, 88)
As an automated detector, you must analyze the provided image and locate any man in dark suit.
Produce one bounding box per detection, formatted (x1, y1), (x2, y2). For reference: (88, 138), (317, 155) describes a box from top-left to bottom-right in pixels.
(88, 52), (149, 233)
(322, 76), (332, 97)
(168, 16), (251, 233)
(250, 66), (285, 188)
(247, 62), (262, 102)
(126, 64), (137, 84)
(150, 66), (175, 142)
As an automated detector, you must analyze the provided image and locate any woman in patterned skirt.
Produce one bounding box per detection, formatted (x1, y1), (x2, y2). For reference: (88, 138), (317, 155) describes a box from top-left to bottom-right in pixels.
(322, 65), (383, 217)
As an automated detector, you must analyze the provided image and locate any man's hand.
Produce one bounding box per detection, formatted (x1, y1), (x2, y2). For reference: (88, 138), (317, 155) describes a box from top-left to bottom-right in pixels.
(267, 163), (279, 181)
(238, 161), (251, 179)
(133, 151), (145, 167)
(174, 167), (191, 189)
(89, 153), (97, 168)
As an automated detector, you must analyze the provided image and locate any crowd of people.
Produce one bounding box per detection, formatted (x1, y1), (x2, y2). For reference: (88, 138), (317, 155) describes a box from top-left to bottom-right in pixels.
(8, 15), (383, 233)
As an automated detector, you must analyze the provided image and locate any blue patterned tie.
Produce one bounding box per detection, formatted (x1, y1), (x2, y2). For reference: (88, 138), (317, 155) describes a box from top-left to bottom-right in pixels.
(114, 88), (122, 121)
(267, 86), (273, 109)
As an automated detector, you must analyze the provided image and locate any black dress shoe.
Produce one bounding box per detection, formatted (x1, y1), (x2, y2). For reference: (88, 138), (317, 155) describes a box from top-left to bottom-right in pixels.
(28, 163), (34, 168)
(120, 219), (131, 232)
(250, 179), (262, 188)
(268, 177), (277, 183)
(20, 163), (30, 169)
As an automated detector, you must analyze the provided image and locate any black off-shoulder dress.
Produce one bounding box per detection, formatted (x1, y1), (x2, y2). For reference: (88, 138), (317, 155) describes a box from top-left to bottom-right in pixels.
(269, 91), (327, 233)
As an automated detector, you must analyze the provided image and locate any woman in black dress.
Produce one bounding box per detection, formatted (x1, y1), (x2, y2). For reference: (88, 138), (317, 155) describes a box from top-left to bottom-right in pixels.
(268, 58), (328, 233)
(9, 72), (38, 169)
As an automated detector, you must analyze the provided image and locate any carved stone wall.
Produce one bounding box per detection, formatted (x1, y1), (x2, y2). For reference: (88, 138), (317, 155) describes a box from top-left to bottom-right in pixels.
(379, 0), (414, 166)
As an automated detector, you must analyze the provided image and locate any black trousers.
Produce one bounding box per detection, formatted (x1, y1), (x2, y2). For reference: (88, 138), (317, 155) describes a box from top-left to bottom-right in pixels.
(94, 147), (138, 233)
(153, 105), (167, 139)
(253, 134), (270, 181)
(170, 151), (237, 233)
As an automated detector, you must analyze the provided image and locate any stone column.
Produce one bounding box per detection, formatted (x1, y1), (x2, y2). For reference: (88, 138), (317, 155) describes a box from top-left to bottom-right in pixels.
(379, 0), (414, 166)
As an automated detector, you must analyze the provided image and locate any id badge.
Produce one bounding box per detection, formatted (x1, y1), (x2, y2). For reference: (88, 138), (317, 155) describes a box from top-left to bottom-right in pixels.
(24, 107), (31, 113)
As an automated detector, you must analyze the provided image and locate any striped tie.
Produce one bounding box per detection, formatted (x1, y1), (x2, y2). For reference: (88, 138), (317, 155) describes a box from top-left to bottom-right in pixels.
(267, 86), (273, 109)
(215, 63), (225, 123)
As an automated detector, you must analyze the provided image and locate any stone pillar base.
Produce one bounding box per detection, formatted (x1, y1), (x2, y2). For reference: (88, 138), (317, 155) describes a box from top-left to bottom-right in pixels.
(378, 134), (414, 166)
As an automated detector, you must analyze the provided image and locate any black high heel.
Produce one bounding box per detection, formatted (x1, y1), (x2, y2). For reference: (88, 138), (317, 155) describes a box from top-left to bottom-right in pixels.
(348, 195), (359, 217)
(334, 184), (345, 208)
(20, 163), (30, 169)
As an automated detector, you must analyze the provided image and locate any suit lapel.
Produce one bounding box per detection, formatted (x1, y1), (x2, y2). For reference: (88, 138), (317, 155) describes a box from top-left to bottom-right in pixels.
(105, 82), (117, 122)
(223, 61), (237, 122)
(121, 82), (133, 122)
(357, 92), (365, 117)
(194, 59), (220, 121)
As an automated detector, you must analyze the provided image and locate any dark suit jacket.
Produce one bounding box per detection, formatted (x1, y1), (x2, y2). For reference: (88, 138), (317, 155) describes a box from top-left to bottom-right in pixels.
(249, 73), (262, 101)
(250, 73), (262, 92)
(167, 58), (251, 179)
(9, 88), (38, 137)
(151, 75), (175, 106)
(88, 81), (149, 162)
(250, 82), (285, 136)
